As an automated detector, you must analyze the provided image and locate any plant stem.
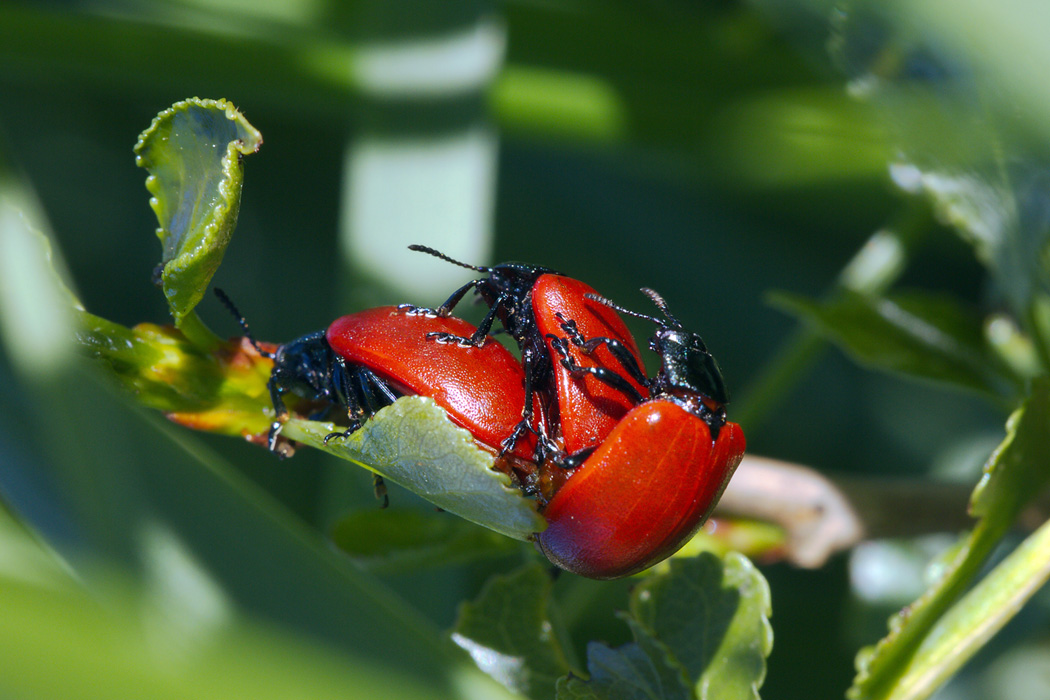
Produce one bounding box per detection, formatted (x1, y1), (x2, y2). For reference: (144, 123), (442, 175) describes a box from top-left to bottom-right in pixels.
(176, 309), (222, 353)
(734, 199), (933, 431)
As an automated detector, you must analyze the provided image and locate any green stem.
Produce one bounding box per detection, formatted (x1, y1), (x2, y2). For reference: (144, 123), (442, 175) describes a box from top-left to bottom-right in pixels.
(735, 199), (933, 431)
(1024, 294), (1050, 374)
(732, 330), (826, 430)
(176, 310), (222, 353)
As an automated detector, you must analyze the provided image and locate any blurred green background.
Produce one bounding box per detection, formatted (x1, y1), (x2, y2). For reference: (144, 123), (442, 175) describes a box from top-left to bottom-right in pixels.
(1, 1), (1046, 698)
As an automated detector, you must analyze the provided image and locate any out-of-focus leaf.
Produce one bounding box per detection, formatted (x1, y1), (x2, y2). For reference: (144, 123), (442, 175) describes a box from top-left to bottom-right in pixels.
(850, 378), (1050, 700)
(771, 290), (1021, 402)
(134, 98), (262, 331)
(0, 175), (81, 379)
(831, 2), (1050, 318)
(0, 499), (74, 590)
(674, 518), (788, 567)
(330, 508), (523, 574)
(559, 553), (772, 700)
(886, 516), (1050, 700)
(452, 563), (573, 700)
(284, 398), (547, 542)
(0, 152), (518, 700)
(0, 566), (460, 700)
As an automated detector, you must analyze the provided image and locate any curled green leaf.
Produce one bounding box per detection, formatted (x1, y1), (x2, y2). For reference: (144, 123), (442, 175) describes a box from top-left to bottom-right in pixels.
(134, 98), (262, 329)
(282, 397), (547, 542)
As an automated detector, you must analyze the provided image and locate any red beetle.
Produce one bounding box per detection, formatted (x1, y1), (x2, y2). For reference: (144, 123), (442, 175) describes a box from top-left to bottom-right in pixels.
(215, 291), (544, 498)
(535, 289), (745, 579)
(405, 246), (648, 462)
(531, 274), (650, 456)
(538, 403), (745, 578)
(325, 307), (540, 462)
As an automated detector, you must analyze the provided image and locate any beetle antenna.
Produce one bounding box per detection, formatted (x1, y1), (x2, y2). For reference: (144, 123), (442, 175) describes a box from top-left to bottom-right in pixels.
(408, 244), (491, 273)
(639, 288), (684, 329)
(213, 288), (274, 359)
(583, 292), (663, 326)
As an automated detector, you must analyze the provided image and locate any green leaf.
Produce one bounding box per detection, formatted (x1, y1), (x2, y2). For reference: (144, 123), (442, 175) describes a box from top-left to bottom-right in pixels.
(283, 397), (547, 542)
(0, 565), (467, 700)
(771, 289), (1021, 402)
(560, 553), (772, 700)
(849, 377), (1050, 700)
(886, 516), (1050, 700)
(134, 98), (262, 332)
(452, 563), (573, 700)
(330, 509), (523, 574)
(557, 619), (692, 700)
(0, 171), (82, 379)
(830, 2), (1050, 322)
(632, 553), (772, 700)
(0, 163), (519, 699)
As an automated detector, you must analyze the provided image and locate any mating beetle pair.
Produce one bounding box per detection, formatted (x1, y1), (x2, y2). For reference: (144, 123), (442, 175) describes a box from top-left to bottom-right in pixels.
(242, 247), (745, 580)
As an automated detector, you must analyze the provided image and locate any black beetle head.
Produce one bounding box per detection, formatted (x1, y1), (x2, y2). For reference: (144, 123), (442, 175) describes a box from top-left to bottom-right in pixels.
(584, 288), (730, 406)
(650, 327), (729, 405)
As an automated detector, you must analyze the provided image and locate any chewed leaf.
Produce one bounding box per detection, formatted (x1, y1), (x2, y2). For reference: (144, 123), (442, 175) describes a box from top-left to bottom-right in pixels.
(134, 98), (262, 324)
(282, 396), (546, 542)
(631, 553), (772, 700)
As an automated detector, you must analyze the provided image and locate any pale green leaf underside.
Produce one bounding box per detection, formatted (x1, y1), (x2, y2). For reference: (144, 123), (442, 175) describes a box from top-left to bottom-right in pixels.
(452, 564), (572, 700)
(283, 396), (546, 541)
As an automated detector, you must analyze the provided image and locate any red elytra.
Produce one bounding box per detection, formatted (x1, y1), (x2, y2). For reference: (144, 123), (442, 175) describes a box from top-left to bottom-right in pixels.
(326, 307), (539, 460)
(536, 400), (746, 579)
(531, 275), (650, 456)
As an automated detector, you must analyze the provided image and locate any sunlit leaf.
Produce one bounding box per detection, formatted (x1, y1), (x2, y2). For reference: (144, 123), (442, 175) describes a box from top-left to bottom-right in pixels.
(560, 553), (772, 700)
(284, 397), (547, 542)
(886, 516), (1050, 700)
(134, 98), (262, 329)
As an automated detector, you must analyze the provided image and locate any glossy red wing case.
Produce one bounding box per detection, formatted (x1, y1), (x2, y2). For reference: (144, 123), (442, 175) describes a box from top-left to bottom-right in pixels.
(326, 307), (538, 459)
(536, 400), (745, 579)
(532, 275), (649, 455)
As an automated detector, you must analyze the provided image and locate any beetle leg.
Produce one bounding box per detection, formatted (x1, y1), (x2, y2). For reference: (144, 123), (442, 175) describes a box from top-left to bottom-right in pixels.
(546, 332), (646, 403)
(425, 331), (478, 347)
(373, 475), (389, 509)
(265, 379), (295, 456)
(553, 312), (649, 387)
(398, 279), (478, 318)
(498, 420), (533, 456)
